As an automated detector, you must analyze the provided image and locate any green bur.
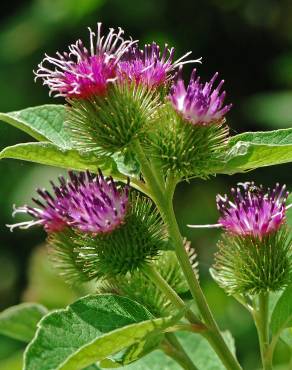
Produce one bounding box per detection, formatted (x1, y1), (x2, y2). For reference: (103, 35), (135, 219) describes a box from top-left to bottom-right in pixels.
(211, 227), (292, 295)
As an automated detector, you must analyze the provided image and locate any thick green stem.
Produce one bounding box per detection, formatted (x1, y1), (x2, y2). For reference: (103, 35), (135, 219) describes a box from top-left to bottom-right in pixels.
(143, 263), (202, 326)
(163, 333), (199, 370)
(134, 139), (242, 370)
(162, 201), (242, 370)
(254, 292), (273, 370)
(131, 140), (165, 198)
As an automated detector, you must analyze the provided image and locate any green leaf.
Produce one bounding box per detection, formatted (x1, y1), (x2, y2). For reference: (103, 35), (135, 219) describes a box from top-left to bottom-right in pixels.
(112, 150), (141, 178)
(120, 331), (236, 370)
(100, 331), (163, 368)
(221, 128), (292, 173)
(0, 334), (24, 360)
(24, 294), (179, 370)
(0, 105), (71, 148)
(271, 285), (292, 336)
(0, 142), (120, 176)
(0, 303), (47, 343)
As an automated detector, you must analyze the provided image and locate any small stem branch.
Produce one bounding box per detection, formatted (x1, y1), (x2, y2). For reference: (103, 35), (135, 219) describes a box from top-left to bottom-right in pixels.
(143, 263), (202, 326)
(162, 333), (199, 370)
(254, 292), (273, 370)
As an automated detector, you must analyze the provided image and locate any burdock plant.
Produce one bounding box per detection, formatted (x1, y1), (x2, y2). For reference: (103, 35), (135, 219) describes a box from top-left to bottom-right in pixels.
(1, 22), (292, 370)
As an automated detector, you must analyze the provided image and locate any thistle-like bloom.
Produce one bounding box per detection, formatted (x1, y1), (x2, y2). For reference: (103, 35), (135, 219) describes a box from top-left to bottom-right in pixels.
(216, 182), (288, 238)
(35, 23), (136, 98)
(118, 42), (200, 88)
(9, 171), (129, 234)
(169, 69), (232, 125)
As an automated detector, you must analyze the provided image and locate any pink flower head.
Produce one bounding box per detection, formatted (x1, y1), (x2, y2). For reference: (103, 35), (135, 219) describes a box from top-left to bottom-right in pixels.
(216, 182), (289, 238)
(9, 170), (129, 234)
(169, 69), (232, 125)
(118, 42), (201, 88)
(35, 23), (136, 98)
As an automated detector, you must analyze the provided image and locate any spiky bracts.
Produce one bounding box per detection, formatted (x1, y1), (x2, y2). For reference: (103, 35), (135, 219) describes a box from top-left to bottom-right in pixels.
(66, 82), (160, 154)
(212, 229), (292, 295)
(170, 69), (232, 125)
(118, 42), (200, 88)
(48, 194), (167, 282)
(35, 23), (135, 98)
(9, 170), (128, 234)
(147, 103), (229, 179)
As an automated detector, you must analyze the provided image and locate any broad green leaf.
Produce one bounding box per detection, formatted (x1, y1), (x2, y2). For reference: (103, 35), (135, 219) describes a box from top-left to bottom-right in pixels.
(0, 142), (120, 176)
(112, 151), (141, 178)
(0, 105), (71, 148)
(24, 294), (178, 370)
(121, 331), (236, 370)
(0, 142), (149, 195)
(83, 365), (102, 370)
(271, 285), (292, 335)
(221, 128), (292, 173)
(0, 303), (47, 343)
(100, 331), (163, 368)
(0, 334), (24, 360)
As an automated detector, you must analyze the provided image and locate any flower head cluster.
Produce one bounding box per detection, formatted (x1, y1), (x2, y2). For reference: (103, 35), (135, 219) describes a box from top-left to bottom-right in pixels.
(35, 23), (136, 98)
(9, 170), (129, 234)
(118, 42), (200, 88)
(216, 182), (288, 238)
(35, 23), (201, 99)
(169, 69), (232, 125)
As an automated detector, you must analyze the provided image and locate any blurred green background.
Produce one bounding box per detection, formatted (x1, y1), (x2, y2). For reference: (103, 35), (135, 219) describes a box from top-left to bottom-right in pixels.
(0, 0), (292, 369)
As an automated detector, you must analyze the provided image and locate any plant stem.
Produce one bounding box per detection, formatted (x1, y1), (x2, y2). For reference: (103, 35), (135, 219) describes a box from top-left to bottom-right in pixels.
(162, 201), (242, 370)
(134, 140), (242, 370)
(163, 333), (199, 370)
(254, 292), (273, 370)
(131, 140), (165, 199)
(143, 263), (202, 326)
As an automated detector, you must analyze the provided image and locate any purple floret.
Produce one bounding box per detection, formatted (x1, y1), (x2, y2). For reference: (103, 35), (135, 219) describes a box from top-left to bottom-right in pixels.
(169, 69), (232, 125)
(35, 23), (136, 98)
(216, 182), (288, 238)
(9, 170), (129, 234)
(118, 42), (200, 88)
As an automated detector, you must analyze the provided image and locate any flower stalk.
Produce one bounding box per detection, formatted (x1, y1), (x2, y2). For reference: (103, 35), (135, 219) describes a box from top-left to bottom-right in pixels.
(142, 263), (202, 326)
(253, 292), (273, 370)
(134, 139), (242, 370)
(162, 333), (199, 370)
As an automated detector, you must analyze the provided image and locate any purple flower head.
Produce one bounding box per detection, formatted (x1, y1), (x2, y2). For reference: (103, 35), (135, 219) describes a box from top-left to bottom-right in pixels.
(35, 23), (136, 98)
(216, 182), (289, 238)
(169, 69), (232, 125)
(118, 42), (201, 88)
(9, 170), (129, 234)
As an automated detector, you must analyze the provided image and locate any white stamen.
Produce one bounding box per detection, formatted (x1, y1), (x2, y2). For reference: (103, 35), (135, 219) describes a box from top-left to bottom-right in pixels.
(7, 219), (43, 232)
(187, 223), (222, 229)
